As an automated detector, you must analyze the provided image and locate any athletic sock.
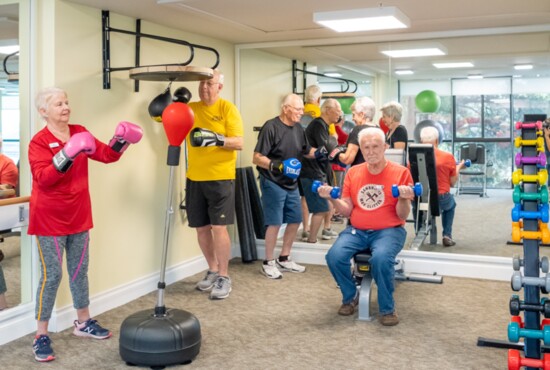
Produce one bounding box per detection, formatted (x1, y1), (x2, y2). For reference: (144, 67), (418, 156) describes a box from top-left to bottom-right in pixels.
(278, 255), (289, 262)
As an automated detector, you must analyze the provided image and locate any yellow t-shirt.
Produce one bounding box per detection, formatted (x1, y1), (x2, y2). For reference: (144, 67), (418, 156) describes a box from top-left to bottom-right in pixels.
(303, 103), (321, 118)
(187, 98), (244, 181)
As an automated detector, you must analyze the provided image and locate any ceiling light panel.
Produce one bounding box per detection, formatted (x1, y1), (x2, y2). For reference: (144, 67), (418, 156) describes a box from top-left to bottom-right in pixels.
(313, 6), (410, 33)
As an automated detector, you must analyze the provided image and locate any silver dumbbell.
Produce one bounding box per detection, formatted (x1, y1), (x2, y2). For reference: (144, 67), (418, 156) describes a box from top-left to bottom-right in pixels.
(511, 271), (550, 292)
(512, 254), (549, 273)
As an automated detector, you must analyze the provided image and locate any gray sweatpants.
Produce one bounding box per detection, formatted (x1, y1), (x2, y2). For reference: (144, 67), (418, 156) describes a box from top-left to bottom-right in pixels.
(35, 231), (90, 321)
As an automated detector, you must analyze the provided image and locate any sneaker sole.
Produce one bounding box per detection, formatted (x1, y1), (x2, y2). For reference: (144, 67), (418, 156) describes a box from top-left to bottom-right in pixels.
(35, 354), (55, 362)
(276, 263), (306, 273)
(210, 287), (232, 300)
(73, 329), (112, 340)
(196, 284), (215, 292)
(260, 269), (282, 279)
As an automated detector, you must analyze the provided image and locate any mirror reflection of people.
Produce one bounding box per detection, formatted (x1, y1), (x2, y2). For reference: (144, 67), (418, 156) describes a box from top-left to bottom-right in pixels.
(0, 133), (18, 197)
(323, 128), (414, 326)
(420, 126), (465, 246)
(28, 87), (143, 362)
(0, 254), (7, 311)
(0, 133), (19, 311)
(381, 101), (408, 151)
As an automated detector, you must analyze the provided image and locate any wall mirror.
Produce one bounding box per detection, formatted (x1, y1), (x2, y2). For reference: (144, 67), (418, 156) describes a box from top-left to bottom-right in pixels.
(0, 0), (32, 318)
(237, 27), (550, 263)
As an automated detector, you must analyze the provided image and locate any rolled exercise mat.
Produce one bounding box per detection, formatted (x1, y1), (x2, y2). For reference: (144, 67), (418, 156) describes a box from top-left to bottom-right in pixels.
(235, 168), (258, 262)
(245, 167), (266, 239)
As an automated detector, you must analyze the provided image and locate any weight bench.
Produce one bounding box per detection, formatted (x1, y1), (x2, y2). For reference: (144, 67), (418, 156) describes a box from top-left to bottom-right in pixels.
(352, 252), (374, 321)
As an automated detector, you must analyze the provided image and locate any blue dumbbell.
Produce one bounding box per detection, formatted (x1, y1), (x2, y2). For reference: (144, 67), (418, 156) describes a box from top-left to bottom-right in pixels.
(391, 182), (423, 198)
(312, 180), (341, 199)
(508, 321), (550, 344)
(511, 203), (550, 223)
(457, 159), (471, 167)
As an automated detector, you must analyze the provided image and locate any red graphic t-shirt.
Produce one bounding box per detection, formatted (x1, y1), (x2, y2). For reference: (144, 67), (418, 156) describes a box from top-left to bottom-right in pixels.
(343, 160), (413, 230)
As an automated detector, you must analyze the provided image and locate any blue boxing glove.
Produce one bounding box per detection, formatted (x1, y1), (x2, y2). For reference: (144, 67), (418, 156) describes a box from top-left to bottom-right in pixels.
(314, 146), (328, 162)
(269, 158), (302, 179)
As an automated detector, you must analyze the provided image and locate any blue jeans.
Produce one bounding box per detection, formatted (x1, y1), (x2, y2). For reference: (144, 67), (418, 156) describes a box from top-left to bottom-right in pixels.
(438, 193), (456, 238)
(325, 225), (406, 315)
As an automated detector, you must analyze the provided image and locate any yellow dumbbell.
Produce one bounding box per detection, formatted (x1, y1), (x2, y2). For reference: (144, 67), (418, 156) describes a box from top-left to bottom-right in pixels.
(514, 136), (545, 152)
(512, 221), (550, 243)
(512, 169), (548, 185)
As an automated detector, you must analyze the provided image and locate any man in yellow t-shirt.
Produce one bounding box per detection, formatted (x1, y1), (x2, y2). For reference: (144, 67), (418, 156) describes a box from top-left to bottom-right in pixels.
(186, 70), (244, 300)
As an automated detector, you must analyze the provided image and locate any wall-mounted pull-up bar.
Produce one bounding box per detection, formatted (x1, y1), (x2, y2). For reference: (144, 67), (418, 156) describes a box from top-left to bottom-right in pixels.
(102, 10), (220, 91)
(292, 60), (357, 95)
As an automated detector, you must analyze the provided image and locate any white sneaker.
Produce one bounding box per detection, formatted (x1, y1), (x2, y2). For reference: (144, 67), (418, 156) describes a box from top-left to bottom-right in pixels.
(261, 260), (282, 279)
(322, 228), (338, 240)
(276, 258), (306, 273)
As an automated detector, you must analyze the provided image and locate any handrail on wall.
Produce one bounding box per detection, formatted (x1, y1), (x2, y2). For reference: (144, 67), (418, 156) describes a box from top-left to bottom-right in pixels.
(292, 59), (357, 95)
(2, 51), (19, 83)
(101, 10), (220, 91)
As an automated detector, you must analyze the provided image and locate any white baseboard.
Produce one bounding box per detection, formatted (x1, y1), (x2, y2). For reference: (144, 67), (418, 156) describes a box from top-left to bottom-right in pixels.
(253, 239), (513, 282)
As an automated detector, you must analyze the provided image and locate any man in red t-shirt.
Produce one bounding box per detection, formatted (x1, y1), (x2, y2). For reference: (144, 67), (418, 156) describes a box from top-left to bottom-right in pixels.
(320, 127), (414, 326)
(420, 126), (466, 247)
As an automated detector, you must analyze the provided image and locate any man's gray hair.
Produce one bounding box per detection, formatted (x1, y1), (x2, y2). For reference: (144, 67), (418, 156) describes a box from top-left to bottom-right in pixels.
(420, 126), (439, 144)
(358, 126), (386, 145)
(304, 85), (322, 103)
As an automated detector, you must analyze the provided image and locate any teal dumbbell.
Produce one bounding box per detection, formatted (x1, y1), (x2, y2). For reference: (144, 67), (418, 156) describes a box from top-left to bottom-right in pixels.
(513, 185), (549, 204)
(508, 321), (550, 344)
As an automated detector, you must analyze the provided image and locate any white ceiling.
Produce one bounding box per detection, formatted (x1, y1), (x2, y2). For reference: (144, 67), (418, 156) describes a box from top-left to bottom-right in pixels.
(2, 0), (550, 88)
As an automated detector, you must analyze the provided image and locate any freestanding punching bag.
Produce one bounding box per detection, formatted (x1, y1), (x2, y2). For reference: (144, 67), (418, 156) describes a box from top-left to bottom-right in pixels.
(119, 100), (202, 368)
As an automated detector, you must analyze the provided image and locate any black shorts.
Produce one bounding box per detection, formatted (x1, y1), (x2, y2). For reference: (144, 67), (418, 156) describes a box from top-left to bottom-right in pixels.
(185, 179), (235, 227)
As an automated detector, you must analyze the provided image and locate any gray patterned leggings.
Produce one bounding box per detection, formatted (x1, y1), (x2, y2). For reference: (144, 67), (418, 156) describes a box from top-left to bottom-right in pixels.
(35, 231), (90, 321)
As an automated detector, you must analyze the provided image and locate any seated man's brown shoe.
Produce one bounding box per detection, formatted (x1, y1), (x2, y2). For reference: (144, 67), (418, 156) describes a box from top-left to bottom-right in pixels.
(337, 295), (358, 316)
(379, 312), (399, 326)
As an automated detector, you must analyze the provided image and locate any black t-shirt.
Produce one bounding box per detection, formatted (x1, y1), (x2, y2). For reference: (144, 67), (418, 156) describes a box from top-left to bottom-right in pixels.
(386, 125), (408, 151)
(254, 116), (311, 190)
(345, 124), (378, 167)
(301, 117), (334, 182)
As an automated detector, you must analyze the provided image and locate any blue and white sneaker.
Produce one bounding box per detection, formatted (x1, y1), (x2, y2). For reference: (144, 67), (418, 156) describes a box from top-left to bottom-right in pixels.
(33, 334), (55, 362)
(73, 319), (112, 339)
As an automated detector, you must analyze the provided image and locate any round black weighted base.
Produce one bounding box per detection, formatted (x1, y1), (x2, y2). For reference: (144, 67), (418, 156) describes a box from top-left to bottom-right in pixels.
(119, 308), (201, 368)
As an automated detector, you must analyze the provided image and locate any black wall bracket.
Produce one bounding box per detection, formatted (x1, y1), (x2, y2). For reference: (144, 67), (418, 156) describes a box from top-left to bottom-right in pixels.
(292, 59), (357, 96)
(102, 10), (220, 91)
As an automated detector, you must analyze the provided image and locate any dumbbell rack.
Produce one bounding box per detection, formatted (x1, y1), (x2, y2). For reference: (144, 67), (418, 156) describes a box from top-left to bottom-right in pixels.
(478, 120), (550, 369)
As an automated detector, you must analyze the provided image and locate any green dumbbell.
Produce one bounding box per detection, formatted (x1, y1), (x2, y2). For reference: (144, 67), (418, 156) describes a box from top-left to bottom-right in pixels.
(513, 185), (549, 204)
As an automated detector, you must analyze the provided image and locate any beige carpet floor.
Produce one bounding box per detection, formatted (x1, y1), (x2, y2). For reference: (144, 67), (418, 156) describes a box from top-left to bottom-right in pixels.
(1, 259), (514, 369)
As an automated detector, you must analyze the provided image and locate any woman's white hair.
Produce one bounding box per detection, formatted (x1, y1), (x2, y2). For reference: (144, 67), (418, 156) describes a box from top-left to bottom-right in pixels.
(35, 87), (67, 113)
(351, 96), (376, 120)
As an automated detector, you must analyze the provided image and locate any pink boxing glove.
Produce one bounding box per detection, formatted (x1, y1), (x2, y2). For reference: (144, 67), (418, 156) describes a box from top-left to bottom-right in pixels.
(53, 131), (96, 173)
(109, 121), (144, 153)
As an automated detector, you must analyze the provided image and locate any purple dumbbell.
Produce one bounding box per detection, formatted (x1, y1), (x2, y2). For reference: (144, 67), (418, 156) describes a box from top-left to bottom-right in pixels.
(515, 152), (547, 167)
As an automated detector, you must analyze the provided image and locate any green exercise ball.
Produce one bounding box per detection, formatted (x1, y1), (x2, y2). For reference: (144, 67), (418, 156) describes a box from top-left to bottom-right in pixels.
(415, 90), (441, 113)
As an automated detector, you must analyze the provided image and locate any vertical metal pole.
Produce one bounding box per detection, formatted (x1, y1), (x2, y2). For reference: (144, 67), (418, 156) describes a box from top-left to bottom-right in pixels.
(134, 19), (141, 92)
(156, 165), (175, 312)
(101, 10), (110, 89)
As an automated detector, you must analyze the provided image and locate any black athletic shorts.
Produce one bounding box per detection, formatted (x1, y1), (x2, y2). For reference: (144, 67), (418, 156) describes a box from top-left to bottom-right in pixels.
(185, 179), (235, 227)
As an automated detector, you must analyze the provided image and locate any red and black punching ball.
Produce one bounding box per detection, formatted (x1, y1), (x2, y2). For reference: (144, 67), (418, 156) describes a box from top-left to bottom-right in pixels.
(161, 102), (194, 166)
(119, 95), (201, 368)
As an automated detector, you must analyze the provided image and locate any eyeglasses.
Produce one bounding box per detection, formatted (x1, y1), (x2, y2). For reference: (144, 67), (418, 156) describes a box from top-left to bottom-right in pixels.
(285, 105), (304, 112)
(200, 81), (220, 87)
